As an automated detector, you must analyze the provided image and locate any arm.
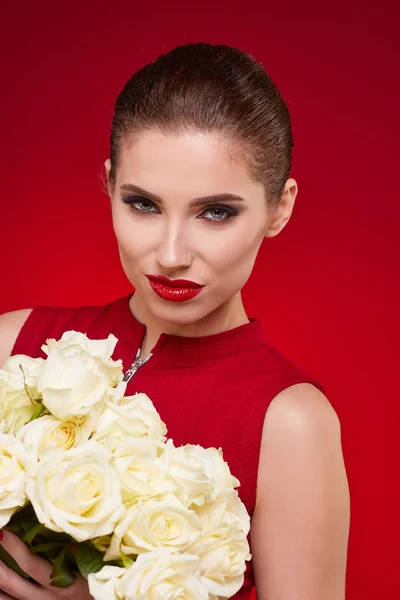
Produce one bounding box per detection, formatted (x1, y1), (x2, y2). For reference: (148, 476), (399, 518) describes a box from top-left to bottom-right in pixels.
(251, 382), (350, 600)
(0, 309), (32, 367)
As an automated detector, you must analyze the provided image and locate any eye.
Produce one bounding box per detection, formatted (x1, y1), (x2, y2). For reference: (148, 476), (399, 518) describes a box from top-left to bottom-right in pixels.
(121, 196), (159, 214)
(121, 196), (238, 223)
(200, 206), (238, 222)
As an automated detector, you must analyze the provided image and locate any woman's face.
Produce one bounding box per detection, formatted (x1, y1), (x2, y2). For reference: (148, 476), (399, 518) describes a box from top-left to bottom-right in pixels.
(108, 131), (292, 327)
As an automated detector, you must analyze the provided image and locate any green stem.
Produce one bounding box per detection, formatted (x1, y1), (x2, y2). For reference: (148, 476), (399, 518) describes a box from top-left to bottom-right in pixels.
(28, 403), (46, 422)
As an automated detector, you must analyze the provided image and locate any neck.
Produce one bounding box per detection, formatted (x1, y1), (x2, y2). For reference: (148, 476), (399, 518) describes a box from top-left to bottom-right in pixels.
(129, 291), (249, 359)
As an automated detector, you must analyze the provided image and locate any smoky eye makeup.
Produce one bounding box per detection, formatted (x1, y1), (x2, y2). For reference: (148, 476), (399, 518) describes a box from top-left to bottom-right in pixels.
(120, 195), (240, 223)
(202, 205), (240, 222)
(121, 195), (156, 211)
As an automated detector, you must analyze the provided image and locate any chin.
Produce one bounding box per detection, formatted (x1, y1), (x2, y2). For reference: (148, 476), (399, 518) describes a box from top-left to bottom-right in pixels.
(150, 295), (215, 324)
(152, 297), (204, 316)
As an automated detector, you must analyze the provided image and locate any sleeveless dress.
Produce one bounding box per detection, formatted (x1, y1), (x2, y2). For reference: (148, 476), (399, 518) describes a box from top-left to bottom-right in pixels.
(11, 294), (325, 599)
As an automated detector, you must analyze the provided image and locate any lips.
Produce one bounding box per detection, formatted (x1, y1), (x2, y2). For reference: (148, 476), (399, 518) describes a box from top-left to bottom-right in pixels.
(146, 275), (204, 289)
(146, 275), (205, 303)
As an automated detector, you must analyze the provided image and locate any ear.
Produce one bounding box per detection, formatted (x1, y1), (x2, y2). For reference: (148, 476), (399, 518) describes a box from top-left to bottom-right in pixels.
(103, 159), (113, 197)
(104, 159), (111, 180)
(265, 178), (298, 238)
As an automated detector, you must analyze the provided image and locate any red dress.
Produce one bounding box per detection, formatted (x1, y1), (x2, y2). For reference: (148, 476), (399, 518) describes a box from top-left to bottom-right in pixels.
(11, 294), (325, 599)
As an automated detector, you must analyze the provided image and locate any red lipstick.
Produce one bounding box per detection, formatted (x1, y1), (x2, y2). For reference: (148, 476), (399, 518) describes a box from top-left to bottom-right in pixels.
(146, 275), (205, 302)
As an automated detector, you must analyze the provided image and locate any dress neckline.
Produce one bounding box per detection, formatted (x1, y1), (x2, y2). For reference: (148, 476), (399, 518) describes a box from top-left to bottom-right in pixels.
(108, 294), (269, 362)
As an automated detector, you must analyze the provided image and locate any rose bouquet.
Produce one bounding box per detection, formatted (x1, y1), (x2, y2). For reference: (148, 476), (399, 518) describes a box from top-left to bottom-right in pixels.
(0, 331), (251, 599)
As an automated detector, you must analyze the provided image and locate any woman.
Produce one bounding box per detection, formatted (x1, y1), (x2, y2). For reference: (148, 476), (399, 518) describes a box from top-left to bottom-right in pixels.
(0, 42), (350, 599)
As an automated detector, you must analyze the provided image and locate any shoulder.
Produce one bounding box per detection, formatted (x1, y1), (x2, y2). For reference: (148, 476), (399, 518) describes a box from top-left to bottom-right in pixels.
(255, 382), (343, 506)
(0, 309), (33, 367)
(251, 383), (349, 597)
(265, 382), (340, 438)
(257, 383), (342, 490)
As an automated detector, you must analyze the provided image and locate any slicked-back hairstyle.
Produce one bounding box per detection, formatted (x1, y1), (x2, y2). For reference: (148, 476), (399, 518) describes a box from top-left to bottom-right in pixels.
(109, 42), (294, 205)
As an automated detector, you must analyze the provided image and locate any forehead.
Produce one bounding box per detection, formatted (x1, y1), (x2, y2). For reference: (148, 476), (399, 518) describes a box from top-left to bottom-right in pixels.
(116, 131), (263, 200)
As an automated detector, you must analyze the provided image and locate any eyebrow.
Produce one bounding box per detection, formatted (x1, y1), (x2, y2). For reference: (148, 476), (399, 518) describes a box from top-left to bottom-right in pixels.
(120, 184), (246, 207)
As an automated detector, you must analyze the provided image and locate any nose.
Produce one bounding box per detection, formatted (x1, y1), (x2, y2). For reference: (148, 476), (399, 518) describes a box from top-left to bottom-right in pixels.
(156, 219), (192, 272)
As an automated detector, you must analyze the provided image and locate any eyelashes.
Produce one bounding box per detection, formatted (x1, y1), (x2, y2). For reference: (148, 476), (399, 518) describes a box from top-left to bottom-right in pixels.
(121, 196), (239, 223)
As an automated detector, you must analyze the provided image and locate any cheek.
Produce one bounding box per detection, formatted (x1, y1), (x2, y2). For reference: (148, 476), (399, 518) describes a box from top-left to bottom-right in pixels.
(209, 226), (264, 277)
(203, 233), (263, 302)
(112, 211), (150, 258)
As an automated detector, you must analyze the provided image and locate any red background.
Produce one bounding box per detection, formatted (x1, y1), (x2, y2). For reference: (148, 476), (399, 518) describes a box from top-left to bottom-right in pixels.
(0, 1), (399, 597)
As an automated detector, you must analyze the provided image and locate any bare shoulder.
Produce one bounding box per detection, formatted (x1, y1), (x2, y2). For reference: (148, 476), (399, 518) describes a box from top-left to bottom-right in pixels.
(251, 383), (350, 599)
(0, 309), (33, 367)
(256, 382), (344, 502)
(264, 382), (341, 442)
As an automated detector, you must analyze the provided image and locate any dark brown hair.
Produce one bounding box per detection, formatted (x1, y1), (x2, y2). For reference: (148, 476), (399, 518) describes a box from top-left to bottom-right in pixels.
(108, 42), (294, 204)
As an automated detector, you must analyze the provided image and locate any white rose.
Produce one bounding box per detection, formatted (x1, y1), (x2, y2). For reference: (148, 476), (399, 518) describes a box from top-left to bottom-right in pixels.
(194, 522), (250, 599)
(0, 433), (36, 527)
(159, 441), (240, 508)
(42, 331), (123, 387)
(2, 354), (44, 380)
(36, 353), (102, 421)
(195, 490), (251, 536)
(117, 550), (209, 600)
(26, 441), (124, 541)
(0, 356), (44, 434)
(105, 493), (202, 560)
(187, 491), (251, 597)
(17, 414), (94, 455)
(88, 566), (126, 600)
(190, 514), (251, 596)
(189, 492), (251, 598)
(93, 393), (167, 453)
(36, 331), (123, 420)
(113, 438), (177, 503)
